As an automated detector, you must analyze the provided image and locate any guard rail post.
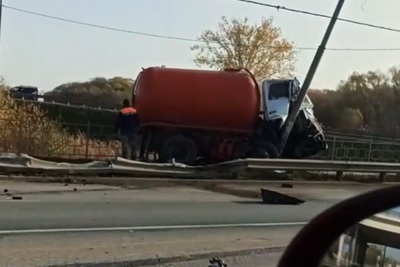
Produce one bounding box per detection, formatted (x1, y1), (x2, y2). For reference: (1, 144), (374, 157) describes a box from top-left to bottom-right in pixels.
(367, 140), (373, 161)
(379, 172), (386, 182)
(330, 137), (337, 160)
(336, 171), (343, 181)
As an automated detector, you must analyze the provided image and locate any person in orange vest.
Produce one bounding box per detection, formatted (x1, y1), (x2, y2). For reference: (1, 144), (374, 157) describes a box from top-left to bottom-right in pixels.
(115, 99), (139, 160)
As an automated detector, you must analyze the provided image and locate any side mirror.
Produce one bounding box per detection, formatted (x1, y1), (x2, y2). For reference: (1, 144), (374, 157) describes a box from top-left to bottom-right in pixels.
(278, 185), (400, 267)
(290, 80), (300, 100)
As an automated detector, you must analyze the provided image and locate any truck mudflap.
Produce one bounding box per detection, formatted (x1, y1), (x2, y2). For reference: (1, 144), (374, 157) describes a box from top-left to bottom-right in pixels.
(282, 109), (328, 158)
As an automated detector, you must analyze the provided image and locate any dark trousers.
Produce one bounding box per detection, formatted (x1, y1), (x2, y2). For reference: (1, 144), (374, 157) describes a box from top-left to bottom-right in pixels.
(119, 134), (137, 160)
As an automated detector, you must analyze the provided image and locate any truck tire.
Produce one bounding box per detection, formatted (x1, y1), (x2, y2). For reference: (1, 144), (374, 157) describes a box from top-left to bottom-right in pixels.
(253, 141), (280, 159)
(159, 135), (197, 165)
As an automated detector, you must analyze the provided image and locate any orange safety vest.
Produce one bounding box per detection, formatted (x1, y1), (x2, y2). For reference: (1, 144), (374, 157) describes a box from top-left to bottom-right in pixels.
(120, 107), (137, 115)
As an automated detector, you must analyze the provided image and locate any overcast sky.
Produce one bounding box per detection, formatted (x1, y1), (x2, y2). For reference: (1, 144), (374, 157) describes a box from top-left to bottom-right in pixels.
(1, 0), (399, 91)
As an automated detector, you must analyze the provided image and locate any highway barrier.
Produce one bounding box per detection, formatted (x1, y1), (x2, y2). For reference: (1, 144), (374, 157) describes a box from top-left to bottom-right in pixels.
(1, 153), (400, 181)
(0, 153), (244, 178)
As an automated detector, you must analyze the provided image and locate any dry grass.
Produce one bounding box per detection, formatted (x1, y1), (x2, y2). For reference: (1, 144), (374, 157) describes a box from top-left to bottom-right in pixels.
(0, 82), (120, 159)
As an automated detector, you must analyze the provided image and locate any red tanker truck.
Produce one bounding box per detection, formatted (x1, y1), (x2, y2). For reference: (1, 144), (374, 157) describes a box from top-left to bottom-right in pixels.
(133, 67), (327, 165)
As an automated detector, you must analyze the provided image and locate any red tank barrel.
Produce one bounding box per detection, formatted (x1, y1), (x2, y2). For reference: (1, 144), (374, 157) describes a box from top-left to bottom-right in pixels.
(134, 67), (261, 134)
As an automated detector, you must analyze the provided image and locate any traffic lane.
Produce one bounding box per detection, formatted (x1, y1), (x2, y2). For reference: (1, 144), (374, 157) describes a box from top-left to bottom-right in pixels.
(1, 227), (297, 267)
(0, 186), (251, 203)
(0, 200), (333, 230)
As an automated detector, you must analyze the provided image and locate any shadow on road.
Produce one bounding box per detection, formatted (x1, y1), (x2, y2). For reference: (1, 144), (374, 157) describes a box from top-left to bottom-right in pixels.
(231, 200), (264, 205)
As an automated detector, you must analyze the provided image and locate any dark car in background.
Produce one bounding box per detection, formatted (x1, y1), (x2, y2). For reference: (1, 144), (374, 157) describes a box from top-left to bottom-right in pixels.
(10, 86), (40, 101)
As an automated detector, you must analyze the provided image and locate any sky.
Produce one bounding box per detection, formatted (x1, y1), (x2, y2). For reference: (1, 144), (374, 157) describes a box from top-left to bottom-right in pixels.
(1, 0), (399, 92)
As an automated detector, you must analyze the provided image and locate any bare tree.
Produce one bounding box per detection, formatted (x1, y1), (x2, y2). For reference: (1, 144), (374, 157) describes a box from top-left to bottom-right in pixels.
(191, 16), (295, 80)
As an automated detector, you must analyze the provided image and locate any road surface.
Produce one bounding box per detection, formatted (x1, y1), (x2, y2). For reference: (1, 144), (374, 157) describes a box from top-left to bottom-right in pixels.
(0, 187), (333, 231)
(2, 227), (295, 267)
(0, 180), (384, 266)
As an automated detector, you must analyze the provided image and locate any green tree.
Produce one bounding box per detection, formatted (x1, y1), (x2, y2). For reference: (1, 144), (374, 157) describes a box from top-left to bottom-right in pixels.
(308, 89), (340, 128)
(308, 65), (400, 137)
(337, 108), (364, 131)
(191, 16), (295, 80)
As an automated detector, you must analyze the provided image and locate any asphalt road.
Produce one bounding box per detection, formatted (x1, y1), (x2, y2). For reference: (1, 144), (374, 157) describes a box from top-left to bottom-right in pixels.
(0, 188), (334, 231)
(1, 227), (297, 267)
(0, 182), (364, 266)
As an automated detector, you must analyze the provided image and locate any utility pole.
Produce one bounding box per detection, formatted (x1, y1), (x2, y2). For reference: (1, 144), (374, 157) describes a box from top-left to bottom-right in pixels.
(279, 0), (345, 155)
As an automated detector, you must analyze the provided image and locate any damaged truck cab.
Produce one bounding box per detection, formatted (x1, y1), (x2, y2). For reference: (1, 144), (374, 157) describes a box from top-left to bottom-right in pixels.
(259, 79), (327, 159)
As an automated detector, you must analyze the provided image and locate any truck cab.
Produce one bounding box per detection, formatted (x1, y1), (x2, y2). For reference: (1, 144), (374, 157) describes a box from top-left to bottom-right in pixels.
(260, 79), (327, 158)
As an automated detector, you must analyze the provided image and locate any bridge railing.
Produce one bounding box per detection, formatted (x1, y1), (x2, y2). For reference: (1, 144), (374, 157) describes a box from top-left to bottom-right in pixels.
(315, 137), (400, 163)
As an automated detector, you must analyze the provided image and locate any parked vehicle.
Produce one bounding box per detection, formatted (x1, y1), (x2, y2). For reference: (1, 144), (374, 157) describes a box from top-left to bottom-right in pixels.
(133, 67), (327, 165)
(10, 86), (39, 101)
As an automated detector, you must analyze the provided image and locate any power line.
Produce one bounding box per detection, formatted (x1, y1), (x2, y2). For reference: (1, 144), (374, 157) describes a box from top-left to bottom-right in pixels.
(2, 4), (400, 52)
(324, 48), (400, 51)
(297, 48), (400, 51)
(2, 4), (197, 42)
(236, 0), (400, 33)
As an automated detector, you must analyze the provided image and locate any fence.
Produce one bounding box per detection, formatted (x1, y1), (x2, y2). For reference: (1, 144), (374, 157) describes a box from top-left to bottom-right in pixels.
(15, 98), (400, 140)
(316, 136), (400, 162)
(13, 98), (118, 112)
(0, 119), (121, 160)
(1, 119), (400, 162)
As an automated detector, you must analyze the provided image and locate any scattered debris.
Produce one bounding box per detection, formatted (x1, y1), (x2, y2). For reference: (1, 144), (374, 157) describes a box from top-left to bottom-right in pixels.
(281, 183), (293, 188)
(209, 258), (228, 267)
(260, 188), (304, 205)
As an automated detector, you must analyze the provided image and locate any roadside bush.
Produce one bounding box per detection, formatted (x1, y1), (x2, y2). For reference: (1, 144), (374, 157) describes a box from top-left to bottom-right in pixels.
(0, 81), (119, 159)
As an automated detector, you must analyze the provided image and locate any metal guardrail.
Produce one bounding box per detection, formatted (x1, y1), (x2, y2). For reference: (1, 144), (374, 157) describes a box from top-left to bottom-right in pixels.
(0, 154), (245, 178)
(1, 154), (400, 180)
(246, 158), (400, 173)
(325, 130), (400, 143)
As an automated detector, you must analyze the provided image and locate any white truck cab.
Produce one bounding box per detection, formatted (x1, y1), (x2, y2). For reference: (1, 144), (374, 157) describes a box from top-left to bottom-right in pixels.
(259, 78), (327, 158)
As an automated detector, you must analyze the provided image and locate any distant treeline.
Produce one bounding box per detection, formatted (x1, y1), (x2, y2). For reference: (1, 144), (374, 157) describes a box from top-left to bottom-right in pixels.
(308, 65), (400, 138)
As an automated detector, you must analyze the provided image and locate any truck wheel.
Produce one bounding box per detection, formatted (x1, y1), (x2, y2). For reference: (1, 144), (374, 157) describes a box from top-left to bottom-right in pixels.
(253, 141), (280, 158)
(159, 135), (197, 165)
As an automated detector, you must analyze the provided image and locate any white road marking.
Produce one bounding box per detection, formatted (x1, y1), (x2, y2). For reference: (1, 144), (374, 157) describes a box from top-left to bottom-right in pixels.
(0, 199), (41, 202)
(0, 222), (307, 235)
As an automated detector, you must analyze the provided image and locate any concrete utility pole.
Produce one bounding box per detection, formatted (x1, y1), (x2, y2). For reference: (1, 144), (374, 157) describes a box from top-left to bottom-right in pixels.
(279, 0), (346, 155)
